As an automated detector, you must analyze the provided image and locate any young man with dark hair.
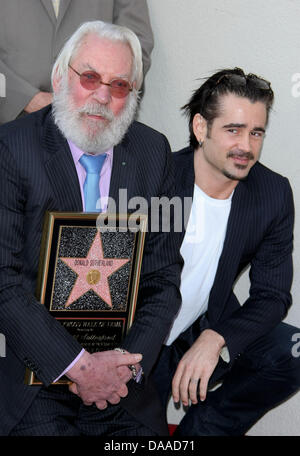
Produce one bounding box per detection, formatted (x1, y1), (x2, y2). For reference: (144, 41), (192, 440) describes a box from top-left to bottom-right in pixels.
(154, 67), (300, 436)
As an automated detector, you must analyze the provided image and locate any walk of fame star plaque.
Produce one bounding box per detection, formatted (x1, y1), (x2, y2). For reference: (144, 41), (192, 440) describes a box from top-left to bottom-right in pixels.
(25, 212), (147, 385)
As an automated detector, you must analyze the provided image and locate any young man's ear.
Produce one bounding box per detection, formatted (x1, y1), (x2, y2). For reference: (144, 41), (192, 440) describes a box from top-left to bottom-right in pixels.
(192, 113), (207, 145)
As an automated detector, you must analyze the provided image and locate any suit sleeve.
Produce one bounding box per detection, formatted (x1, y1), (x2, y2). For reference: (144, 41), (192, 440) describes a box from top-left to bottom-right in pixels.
(211, 178), (294, 364)
(0, 139), (82, 385)
(121, 136), (182, 377)
(113, 0), (154, 75)
(0, 59), (39, 124)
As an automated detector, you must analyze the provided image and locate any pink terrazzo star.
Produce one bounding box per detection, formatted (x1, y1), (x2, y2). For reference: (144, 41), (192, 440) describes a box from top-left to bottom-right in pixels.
(60, 232), (130, 308)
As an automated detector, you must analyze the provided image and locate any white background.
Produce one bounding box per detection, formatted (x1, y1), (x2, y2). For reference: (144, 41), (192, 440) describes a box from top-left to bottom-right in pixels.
(138, 0), (300, 435)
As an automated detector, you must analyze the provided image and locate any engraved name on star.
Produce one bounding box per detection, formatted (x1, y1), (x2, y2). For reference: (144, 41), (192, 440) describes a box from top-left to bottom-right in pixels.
(60, 232), (130, 308)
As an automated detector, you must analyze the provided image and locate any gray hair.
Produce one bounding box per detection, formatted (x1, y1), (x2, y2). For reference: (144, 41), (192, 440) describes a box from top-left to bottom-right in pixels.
(51, 20), (143, 90)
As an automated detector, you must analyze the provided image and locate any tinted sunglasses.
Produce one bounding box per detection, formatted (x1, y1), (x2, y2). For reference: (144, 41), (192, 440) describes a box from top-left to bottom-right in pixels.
(68, 64), (133, 98)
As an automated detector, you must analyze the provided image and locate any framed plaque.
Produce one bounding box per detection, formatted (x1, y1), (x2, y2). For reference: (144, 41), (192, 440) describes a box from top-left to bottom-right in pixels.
(25, 212), (147, 385)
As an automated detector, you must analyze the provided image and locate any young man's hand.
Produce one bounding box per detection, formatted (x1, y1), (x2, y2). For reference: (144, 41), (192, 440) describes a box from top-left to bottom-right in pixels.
(172, 329), (225, 405)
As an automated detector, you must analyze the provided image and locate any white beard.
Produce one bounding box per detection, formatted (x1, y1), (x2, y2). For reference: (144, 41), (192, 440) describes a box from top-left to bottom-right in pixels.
(52, 79), (138, 154)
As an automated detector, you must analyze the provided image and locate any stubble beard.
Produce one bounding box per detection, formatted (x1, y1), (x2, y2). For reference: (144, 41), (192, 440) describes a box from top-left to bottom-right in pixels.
(52, 78), (138, 154)
(222, 149), (256, 181)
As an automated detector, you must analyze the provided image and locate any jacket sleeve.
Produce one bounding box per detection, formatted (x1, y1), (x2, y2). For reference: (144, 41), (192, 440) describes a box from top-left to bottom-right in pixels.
(113, 0), (154, 75)
(121, 136), (182, 378)
(211, 178), (294, 364)
(0, 59), (39, 124)
(0, 139), (82, 385)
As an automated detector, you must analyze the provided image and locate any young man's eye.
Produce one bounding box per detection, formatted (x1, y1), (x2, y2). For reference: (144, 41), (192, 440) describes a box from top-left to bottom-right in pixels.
(251, 131), (264, 138)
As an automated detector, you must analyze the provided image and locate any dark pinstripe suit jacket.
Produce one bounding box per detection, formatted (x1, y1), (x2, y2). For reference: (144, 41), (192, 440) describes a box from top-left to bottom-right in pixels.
(0, 106), (182, 435)
(174, 146), (294, 364)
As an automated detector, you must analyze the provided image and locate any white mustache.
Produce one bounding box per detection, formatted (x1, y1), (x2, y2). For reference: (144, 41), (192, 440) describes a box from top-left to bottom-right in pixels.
(78, 104), (114, 121)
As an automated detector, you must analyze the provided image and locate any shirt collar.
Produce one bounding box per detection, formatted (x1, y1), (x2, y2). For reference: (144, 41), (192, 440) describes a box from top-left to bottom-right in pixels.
(67, 140), (113, 162)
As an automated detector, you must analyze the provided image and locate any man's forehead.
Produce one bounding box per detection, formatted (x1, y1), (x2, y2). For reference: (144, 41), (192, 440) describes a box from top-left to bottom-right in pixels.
(72, 34), (133, 72)
(215, 93), (267, 125)
(75, 34), (131, 58)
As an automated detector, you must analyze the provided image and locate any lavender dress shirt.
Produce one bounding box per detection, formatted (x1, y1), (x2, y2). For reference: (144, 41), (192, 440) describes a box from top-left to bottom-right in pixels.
(54, 140), (113, 381)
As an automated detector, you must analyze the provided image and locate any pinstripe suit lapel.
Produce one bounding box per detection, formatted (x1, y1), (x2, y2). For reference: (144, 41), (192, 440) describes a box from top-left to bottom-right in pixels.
(208, 181), (251, 323)
(42, 116), (83, 212)
(175, 149), (195, 241)
(179, 156), (195, 198)
(109, 139), (137, 209)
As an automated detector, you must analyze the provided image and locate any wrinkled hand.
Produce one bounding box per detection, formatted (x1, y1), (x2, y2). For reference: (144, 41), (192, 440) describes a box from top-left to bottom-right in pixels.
(66, 350), (142, 410)
(172, 329), (225, 405)
(24, 91), (53, 113)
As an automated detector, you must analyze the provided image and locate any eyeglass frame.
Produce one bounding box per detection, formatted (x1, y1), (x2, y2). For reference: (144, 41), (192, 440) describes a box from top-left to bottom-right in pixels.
(68, 64), (133, 97)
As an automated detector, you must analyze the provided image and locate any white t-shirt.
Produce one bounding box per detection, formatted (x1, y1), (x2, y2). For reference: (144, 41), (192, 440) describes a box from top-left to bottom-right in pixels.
(165, 184), (233, 345)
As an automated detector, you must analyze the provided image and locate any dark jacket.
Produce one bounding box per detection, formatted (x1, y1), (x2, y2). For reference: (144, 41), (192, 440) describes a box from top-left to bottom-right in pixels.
(0, 106), (181, 435)
(174, 146), (294, 364)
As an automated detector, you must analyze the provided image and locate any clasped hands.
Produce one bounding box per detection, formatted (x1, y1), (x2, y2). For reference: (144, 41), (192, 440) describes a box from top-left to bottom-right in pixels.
(66, 349), (142, 410)
(172, 329), (225, 406)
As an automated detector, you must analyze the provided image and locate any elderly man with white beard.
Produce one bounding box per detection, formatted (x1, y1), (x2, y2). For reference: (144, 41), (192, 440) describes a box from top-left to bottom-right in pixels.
(0, 21), (182, 436)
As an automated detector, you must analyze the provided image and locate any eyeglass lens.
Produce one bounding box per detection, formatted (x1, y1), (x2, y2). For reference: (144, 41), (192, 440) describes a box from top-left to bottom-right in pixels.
(79, 71), (132, 98)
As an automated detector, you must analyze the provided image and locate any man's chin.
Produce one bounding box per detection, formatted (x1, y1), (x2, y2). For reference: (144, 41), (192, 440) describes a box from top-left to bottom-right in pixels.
(222, 167), (251, 182)
(79, 123), (108, 144)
